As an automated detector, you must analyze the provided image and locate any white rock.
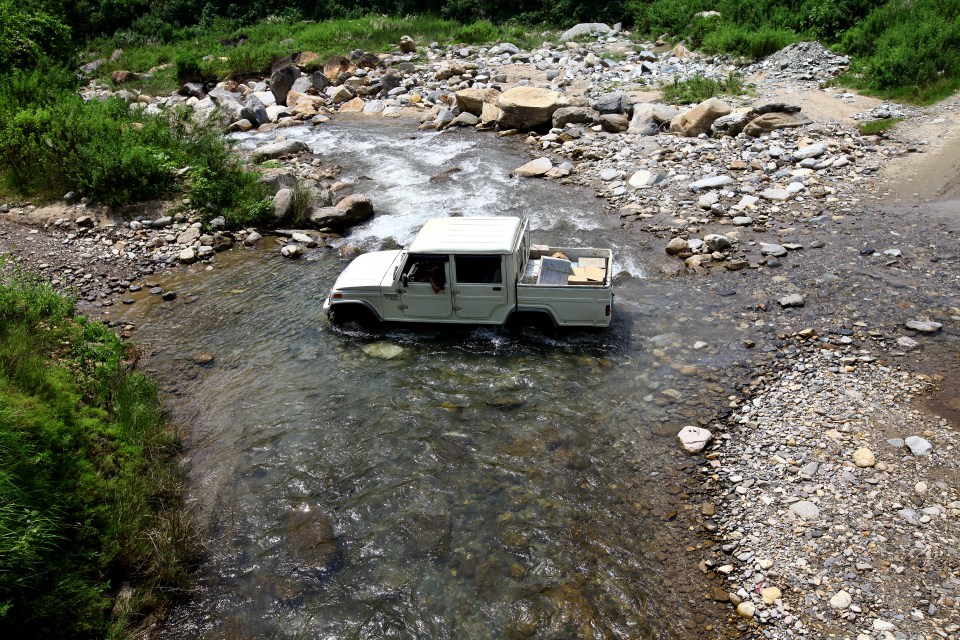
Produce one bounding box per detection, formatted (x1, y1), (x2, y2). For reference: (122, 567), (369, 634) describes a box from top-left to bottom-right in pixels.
(789, 500), (820, 520)
(676, 426), (712, 454)
(905, 435), (932, 456)
(853, 447), (876, 468)
(513, 157), (553, 177)
(873, 619), (896, 632)
(280, 243), (305, 258)
(829, 590), (852, 610)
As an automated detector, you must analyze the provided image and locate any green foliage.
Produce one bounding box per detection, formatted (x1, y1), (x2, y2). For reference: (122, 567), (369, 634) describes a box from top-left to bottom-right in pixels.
(660, 72), (747, 104)
(0, 67), (267, 226)
(0, 263), (194, 638)
(701, 24), (797, 59)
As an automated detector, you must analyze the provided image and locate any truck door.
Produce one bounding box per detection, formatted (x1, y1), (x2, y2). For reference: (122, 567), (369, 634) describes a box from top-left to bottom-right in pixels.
(452, 255), (509, 321)
(398, 254), (453, 319)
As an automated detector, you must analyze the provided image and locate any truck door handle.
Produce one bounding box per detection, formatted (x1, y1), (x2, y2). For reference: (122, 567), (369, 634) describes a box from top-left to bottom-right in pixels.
(492, 287), (502, 291)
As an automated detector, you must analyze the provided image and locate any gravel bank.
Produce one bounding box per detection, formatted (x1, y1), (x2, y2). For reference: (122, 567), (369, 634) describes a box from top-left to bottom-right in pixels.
(704, 333), (959, 639)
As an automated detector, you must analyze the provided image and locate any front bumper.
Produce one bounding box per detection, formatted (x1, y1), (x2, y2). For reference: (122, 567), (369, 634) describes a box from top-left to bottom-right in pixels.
(322, 296), (332, 316)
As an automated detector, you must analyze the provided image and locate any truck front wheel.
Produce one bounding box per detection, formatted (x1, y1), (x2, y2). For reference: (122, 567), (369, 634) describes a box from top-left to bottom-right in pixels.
(329, 305), (381, 331)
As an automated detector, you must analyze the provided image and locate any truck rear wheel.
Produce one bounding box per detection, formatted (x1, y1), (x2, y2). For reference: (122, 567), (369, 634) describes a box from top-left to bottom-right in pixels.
(505, 311), (558, 336)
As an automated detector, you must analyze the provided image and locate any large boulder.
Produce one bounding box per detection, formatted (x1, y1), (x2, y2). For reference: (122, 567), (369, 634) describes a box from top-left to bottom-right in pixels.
(670, 97), (732, 137)
(250, 139), (309, 163)
(559, 23), (613, 42)
(712, 103), (803, 136)
(455, 88), (502, 116)
(270, 64), (300, 106)
(310, 194), (374, 229)
(111, 70), (139, 85)
(497, 87), (567, 131)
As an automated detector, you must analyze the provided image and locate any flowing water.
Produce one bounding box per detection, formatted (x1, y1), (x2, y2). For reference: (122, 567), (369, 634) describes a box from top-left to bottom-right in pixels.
(114, 120), (753, 639)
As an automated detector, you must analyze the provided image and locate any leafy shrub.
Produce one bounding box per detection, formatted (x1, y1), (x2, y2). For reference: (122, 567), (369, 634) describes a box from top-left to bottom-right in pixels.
(701, 24), (798, 59)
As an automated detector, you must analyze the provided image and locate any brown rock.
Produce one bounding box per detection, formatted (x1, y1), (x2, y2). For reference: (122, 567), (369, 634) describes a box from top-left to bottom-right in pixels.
(287, 510), (336, 571)
(497, 87), (568, 131)
(111, 70), (138, 85)
(323, 55), (353, 82)
(743, 111), (813, 137)
(455, 88), (502, 115)
(669, 97), (732, 137)
(399, 35), (417, 54)
(338, 97), (365, 112)
(295, 51), (320, 69)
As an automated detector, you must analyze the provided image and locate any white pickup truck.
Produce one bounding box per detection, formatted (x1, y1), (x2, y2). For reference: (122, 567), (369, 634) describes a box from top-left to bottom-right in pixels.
(323, 217), (614, 328)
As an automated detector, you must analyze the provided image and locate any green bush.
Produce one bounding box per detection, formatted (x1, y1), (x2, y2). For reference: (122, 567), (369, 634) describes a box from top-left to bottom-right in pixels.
(701, 24), (798, 59)
(0, 264), (193, 638)
(0, 1), (74, 70)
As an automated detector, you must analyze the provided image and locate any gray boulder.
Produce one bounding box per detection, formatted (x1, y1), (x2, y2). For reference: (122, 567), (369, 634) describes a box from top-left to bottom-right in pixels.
(497, 87), (567, 130)
(273, 188), (293, 219)
(310, 194), (374, 230)
(552, 106), (598, 128)
(592, 91), (629, 114)
(271, 64), (299, 106)
(250, 139), (309, 163)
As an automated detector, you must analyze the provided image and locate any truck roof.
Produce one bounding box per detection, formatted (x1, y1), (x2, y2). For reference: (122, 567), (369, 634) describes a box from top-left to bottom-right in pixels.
(408, 216), (525, 255)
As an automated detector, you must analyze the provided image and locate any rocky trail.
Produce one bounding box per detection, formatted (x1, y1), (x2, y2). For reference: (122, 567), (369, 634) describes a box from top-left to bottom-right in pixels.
(2, 24), (958, 639)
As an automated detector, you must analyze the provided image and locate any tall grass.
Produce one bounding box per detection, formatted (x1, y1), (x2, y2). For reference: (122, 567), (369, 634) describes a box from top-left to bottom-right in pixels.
(0, 261), (195, 638)
(660, 72), (747, 104)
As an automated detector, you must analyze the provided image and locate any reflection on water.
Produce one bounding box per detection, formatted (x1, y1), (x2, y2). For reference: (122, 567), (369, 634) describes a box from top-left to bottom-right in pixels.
(112, 121), (750, 638)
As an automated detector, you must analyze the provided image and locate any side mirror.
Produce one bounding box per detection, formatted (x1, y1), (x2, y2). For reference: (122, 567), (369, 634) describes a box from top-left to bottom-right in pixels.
(401, 274), (409, 287)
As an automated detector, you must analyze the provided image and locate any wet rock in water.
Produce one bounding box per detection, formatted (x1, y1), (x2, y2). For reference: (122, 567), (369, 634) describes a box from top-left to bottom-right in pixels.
(360, 341), (404, 359)
(778, 293), (805, 308)
(508, 582), (598, 639)
(178, 247), (197, 264)
(401, 512), (451, 558)
(280, 243), (304, 258)
(677, 426), (712, 454)
(789, 500), (820, 520)
(904, 435), (932, 456)
(513, 157), (553, 177)
(497, 87), (567, 131)
(243, 231), (262, 246)
(905, 319), (942, 333)
(704, 233), (732, 252)
(287, 509), (336, 571)
(251, 139), (309, 163)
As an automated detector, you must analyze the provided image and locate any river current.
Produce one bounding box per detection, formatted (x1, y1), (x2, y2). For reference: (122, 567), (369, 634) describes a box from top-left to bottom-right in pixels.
(114, 119), (751, 639)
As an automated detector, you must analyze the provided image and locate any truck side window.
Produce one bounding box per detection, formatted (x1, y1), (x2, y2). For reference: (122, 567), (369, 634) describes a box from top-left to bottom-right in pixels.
(454, 255), (502, 284)
(402, 254), (448, 283)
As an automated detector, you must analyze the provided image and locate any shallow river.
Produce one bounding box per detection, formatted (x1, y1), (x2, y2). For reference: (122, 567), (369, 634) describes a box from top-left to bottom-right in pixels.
(114, 120), (753, 638)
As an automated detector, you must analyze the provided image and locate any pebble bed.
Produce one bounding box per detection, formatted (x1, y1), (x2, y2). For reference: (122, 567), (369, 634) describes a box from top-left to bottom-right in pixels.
(703, 333), (960, 640)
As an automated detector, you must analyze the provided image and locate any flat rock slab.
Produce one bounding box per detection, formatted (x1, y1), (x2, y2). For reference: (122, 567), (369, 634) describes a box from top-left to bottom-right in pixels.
(514, 157), (553, 177)
(689, 175), (733, 191)
(761, 243), (788, 257)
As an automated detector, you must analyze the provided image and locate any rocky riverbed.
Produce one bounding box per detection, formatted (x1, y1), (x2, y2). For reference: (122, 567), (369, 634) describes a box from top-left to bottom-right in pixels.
(3, 23), (959, 639)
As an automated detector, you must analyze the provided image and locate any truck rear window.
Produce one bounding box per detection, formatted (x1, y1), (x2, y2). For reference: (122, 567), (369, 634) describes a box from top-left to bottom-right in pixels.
(454, 255), (502, 284)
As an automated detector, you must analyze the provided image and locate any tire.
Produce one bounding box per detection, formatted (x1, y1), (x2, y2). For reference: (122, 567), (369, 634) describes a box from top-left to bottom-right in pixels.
(329, 305), (381, 331)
